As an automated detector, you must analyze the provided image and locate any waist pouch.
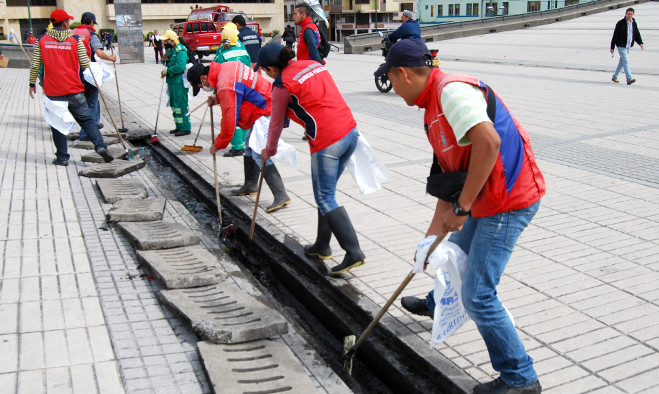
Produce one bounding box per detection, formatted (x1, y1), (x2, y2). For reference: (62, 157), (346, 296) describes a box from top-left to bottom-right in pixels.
(426, 171), (467, 202)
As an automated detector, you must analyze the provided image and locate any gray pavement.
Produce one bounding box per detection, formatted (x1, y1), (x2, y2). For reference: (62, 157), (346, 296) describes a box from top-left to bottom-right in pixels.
(2, 2), (659, 392)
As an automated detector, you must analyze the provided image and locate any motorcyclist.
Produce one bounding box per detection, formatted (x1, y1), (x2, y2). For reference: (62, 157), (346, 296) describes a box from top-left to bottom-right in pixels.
(383, 10), (422, 46)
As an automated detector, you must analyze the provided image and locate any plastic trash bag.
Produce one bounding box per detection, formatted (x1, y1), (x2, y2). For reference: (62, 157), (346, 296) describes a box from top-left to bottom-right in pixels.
(248, 116), (298, 168)
(82, 62), (115, 87)
(347, 134), (391, 194)
(42, 94), (76, 136)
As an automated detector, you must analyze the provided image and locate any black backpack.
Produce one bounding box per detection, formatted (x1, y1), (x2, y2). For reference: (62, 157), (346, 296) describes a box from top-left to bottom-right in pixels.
(317, 28), (331, 59)
(179, 40), (200, 66)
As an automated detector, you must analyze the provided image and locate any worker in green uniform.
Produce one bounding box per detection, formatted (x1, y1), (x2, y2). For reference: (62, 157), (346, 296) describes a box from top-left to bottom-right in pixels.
(214, 25), (251, 156)
(160, 30), (191, 136)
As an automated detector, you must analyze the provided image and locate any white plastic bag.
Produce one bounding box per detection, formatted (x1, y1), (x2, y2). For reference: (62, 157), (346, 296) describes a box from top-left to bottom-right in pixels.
(82, 62), (115, 87)
(347, 134), (391, 194)
(248, 116), (298, 168)
(42, 95), (76, 136)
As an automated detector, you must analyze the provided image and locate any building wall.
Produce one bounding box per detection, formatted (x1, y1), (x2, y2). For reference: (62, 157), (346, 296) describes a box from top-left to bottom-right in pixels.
(416, 0), (587, 23)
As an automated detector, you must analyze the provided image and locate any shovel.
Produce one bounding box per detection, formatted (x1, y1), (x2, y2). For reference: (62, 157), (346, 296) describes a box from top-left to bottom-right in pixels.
(342, 234), (445, 375)
(110, 46), (128, 132)
(181, 104), (208, 153)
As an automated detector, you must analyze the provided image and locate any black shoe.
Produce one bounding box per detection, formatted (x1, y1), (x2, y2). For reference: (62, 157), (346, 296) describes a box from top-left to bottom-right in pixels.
(169, 129), (179, 134)
(304, 209), (333, 260)
(223, 149), (245, 157)
(473, 377), (542, 394)
(263, 165), (291, 213)
(325, 207), (366, 274)
(174, 130), (191, 137)
(98, 123), (104, 130)
(401, 296), (433, 318)
(52, 159), (69, 167)
(97, 148), (114, 163)
(627, 78), (636, 85)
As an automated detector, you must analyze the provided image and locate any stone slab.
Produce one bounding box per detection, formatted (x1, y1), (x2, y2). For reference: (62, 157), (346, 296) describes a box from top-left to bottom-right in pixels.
(159, 283), (288, 344)
(78, 158), (146, 178)
(106, 198), (166, 222)
(70, 136), (120, 149)
(198, 340), (318, 393)
(118, 221), (201, 250)
(127, 128), (152, 141)
(136, 246), (228, 288)
(96, 178), (148, 203)
(81, 145), (140, 163)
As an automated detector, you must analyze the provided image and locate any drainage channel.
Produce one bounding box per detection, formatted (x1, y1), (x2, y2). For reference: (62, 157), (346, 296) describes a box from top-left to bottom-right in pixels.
(137, 141), (465, 394)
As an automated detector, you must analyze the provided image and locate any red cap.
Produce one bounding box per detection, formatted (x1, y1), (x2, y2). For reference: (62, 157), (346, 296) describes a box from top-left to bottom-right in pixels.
(50, 9), (74, 24)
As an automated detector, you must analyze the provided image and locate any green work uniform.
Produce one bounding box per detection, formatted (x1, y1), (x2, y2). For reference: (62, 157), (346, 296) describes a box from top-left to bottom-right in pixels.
(214, 42), (251, 150)
(165, 43), (191, 132)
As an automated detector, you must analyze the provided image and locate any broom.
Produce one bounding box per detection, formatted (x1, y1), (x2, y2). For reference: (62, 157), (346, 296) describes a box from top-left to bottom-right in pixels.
(150, 77), (165, 144)
(181, 103), (208, 153)
(110, 46), (128, 132)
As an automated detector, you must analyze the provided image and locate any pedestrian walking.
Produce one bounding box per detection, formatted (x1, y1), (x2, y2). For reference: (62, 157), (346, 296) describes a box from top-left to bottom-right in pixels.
(152, 30), (164, 63)
(72, 11), (117, 139)
(28, 9), (114, 166)
(257, 43), (366, 275)
(610, 7), (644, 85)
(376, 39), (546, 393)
(105, 31), (113, 50)
(186, 62), (291, 213)
(292, 4), (323, 64)
(159, 30), (191, 136)
(282, 25), (295, 50)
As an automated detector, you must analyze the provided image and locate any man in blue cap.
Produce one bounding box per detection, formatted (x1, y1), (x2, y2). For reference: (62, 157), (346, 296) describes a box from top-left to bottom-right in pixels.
(376, 39), (545, 394)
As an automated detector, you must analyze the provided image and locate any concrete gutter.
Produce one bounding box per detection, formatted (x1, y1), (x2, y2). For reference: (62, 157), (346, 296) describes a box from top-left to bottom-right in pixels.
(343, 0), (650, 54)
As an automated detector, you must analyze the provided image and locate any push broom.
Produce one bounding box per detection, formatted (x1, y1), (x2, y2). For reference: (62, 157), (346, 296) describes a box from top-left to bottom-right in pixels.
(181, 103), (208, 153)
(110, 46), (128, 132)
(150, 77), (164, 144)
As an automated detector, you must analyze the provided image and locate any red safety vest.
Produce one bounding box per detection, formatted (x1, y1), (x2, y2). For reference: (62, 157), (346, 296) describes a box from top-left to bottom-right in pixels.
(296, 17), (322, 63)
(72, 26), (93, 59)
(280, 60), (356, 153)
(39, 34), (84, 96)
(416, 68), (545, 217)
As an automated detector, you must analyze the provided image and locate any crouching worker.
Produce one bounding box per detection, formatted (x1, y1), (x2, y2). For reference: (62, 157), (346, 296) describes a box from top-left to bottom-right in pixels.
(257, 43), (366, 275)
(377, 39), (546, 393)
(186, 62), (291, 213)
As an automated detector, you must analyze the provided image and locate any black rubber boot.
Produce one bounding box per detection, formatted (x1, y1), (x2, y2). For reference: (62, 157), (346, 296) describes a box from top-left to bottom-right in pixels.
(325, 206), (366, 274)
(304, 209), (333, 260)
(231, 156), (259, 196)
(263, 164), (291, 213)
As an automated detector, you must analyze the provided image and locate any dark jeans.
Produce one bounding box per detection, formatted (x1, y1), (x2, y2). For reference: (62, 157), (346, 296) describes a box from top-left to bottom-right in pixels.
(154, 46), (164, 63)
(49, 92), (107, 162)
(80, 81), (100, 139)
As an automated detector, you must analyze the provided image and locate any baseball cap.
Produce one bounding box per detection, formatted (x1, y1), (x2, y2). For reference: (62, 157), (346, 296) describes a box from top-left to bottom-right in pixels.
(402, 10), (414, 19)
(50, 9), (74, 24)
(159, 30), (178, 41)
(374, 39), (432, 78)
(256, 42), (283, 68)
(186, 64), (207, 97)
(221, 27), (239, 46)
(81, 12), (97, 25)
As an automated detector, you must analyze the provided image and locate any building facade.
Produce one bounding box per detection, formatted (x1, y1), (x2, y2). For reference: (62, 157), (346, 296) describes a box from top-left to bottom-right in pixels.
(416, 0), (585, 23)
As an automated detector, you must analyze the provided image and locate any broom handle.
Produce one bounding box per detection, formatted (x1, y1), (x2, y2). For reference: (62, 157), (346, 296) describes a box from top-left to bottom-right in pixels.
(192, 105), (208, 147)
(249, 166), (266, 244)
(187, 101), (207, 116)
(154, 78), (165, 135)
(89, 68), (128, 151)
(210, 107), (222, 224)
(350, 234), (445, 354)
(110, 46), (126, 129)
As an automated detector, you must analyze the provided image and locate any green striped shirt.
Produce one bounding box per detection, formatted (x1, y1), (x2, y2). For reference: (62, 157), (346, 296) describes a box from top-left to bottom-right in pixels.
(440, 82), (492, 146)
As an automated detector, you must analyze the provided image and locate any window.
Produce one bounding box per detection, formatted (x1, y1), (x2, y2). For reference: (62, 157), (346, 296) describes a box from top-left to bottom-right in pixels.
(438, 5), (443, 15)
(186, 23), (193, 34)
(431, 5), (434, 17)
(486, 2), (498, 16)
(466, 3), (479, 15)
(8, 0), (56, 5)
(355, 0), (369, 4)
(448, 4), (454, 16)
(400, 3), (414, 12)
(501, 2), (509, 14)
(527, 1), (540, 11)
(455, 4), (460, 15)
(566, 0), (578, 5)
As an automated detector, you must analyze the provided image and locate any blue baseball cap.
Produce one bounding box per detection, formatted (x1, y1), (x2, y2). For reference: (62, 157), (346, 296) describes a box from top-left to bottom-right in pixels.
(374, 39), (433, 78)
(81, 12), (97, 25)
(257, 42), (284, 68)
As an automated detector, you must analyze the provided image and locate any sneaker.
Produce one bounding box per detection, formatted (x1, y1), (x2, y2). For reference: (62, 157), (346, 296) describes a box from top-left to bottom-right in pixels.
(611, 77), (619, 83)
(473, 377), (542, 394)
(97, 148), (114, 163)
(98, 123), (104, 130)
(627, 78), (636, 85)
(223, 149), (245, 157)
(174, 130), (191, 137)
(52, 159), (69, 167)
(401, 296), (433, 318)
(169, 129), (179, 134)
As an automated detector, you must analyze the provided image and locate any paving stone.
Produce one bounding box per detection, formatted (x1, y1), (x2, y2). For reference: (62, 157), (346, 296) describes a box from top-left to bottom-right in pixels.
(198, 340), (318, 393)
(78, 158), (146, 178)
(70, 137), (120, 150)
(136, 246), (228, 289)
(66, 131), (80, 141)
(96, 179), (148, 203)
(81, 146), (140, 163)
(127, 128), (152, 141)
(118, 221), (200, 250)
(159, 284), (288, 344)
(106, 198), (167, 222)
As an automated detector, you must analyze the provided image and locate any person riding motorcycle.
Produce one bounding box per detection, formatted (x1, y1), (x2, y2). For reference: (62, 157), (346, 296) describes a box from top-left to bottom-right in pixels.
(383, 10), (422, 46)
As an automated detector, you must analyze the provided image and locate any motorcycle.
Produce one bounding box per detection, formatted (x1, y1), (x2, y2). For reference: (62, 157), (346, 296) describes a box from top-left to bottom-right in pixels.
(374, 33), (440, 93)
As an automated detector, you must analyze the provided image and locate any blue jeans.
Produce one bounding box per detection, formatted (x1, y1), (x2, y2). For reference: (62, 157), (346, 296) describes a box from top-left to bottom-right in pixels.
(613, 47), (632, 81)
(425, 200), (541, 387)
(310, 128), (359, 215)
(49, 93), (107, 162)
(80, 81), (100, 139)
(244, 128), (274, 169)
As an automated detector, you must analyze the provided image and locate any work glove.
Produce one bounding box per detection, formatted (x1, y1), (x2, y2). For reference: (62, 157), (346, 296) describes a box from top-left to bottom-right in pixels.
(162, 53), (170, 63)
(161, 68), (168, 78)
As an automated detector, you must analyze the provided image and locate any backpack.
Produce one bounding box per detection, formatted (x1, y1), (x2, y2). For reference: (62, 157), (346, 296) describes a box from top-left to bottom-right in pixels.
(179, 40), (200, 66)
(317, 28), (331, 59)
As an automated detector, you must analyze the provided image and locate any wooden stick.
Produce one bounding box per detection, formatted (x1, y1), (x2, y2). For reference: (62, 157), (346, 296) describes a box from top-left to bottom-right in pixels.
(110, 46), (127, 130)
(249, 166), (266, 245)
(209, 107), (222, 224)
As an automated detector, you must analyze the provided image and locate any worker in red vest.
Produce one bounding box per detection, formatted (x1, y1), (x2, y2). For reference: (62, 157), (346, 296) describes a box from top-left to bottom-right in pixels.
(72, 12), (117, 140)
(292, 3), (323, 64)
(29, 9), (113, 166)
